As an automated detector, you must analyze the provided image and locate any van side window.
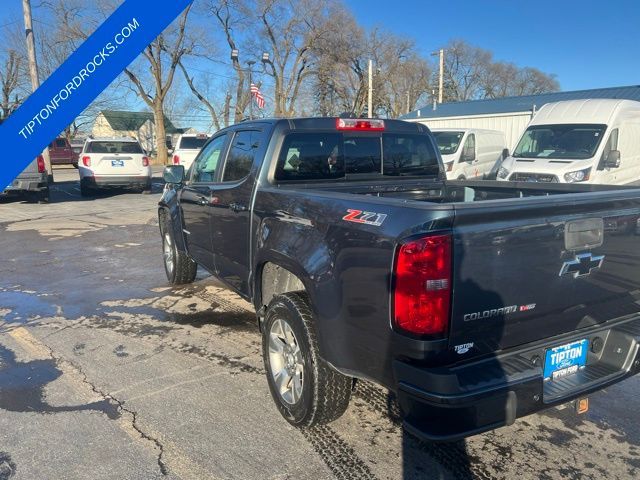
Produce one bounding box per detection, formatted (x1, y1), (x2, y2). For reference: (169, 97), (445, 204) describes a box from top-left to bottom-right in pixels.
(461, 134), (475, 162)
(192, 134), (228, 183)
(222, 130), (261, 182)
(598, 128), (619, 170)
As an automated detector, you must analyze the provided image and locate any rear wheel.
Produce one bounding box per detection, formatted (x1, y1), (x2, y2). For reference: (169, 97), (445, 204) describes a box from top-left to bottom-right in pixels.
(161, 213), (197, 285)
(262, 292), (352, 427)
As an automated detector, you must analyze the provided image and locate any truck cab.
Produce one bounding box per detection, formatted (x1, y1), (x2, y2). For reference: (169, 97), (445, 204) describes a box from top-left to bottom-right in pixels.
(498, 99), (640, 185)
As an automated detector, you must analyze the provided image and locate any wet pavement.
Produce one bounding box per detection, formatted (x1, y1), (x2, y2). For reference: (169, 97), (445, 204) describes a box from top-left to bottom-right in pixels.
(0, 166), (639, 479)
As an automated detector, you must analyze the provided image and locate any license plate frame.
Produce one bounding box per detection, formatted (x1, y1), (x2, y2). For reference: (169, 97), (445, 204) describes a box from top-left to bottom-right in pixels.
(111, 160), (124, 167)
(543, 339), (589, 380)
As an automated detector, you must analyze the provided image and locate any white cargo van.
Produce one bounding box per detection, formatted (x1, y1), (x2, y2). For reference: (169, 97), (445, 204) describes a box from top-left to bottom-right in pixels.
(431, 128), (507, 180)
(498, 99), (640, 185)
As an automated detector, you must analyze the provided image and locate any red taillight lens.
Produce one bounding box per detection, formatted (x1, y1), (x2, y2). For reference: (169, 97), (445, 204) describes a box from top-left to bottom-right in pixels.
(393, 234), (452, 336)
(142, 156), (149, 167)
(82, 156), (91, 167)
(36, 155), (46, 173)
(336, 118), (385, 131)
(173, 155), (180, 165)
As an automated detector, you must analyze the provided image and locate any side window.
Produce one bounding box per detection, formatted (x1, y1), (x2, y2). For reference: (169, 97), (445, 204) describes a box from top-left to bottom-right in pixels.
(192, 134), (227, 183)
(461, 134), (475, 161)
(222, 130), (261, 182)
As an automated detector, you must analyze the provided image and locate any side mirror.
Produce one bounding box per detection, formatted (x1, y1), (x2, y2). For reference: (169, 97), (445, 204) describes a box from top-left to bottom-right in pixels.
(604, 150), (621, 168)
(163, 165), (185, 184)
(502, 148), (510, 160)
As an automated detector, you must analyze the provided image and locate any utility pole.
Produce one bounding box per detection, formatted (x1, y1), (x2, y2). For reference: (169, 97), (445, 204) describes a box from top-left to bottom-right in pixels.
(246, 60), (255, 120)
(22, 0), (40, 91)
(367, 59), (373, 118)
(438, 48), (444, 104)
(22, 0), (52, 181)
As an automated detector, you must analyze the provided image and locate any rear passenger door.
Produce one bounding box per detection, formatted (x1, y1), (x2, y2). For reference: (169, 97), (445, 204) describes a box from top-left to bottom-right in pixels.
(209, 129), (264, 294)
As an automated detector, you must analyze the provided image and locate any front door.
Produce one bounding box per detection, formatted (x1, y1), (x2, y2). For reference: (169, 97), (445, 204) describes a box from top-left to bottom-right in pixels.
(180, 133), (229, 271)
(210, 129), (264, 294)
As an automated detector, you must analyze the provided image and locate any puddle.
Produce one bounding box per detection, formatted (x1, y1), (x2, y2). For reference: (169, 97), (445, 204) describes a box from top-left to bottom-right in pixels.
(0, 343), (120, 419)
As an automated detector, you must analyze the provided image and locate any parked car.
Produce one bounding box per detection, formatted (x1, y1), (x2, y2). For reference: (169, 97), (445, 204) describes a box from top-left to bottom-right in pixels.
(1, 153), (50, 203)
(172, 133), (210, 171)
(498, 99), (640, 184)
(48, 137), (79, 167)
(159, 117), (640, 441)
(432, 128), (507, 180)
(78, 137), (151, 196)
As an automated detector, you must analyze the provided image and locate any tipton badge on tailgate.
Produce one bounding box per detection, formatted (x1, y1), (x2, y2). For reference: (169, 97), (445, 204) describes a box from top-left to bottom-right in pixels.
(559, 253), (605, 278)
(342, 209), (387, 226)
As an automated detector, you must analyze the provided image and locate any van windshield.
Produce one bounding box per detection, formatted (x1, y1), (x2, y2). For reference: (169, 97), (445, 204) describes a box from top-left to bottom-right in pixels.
(432, 131), (464, 155)
(513, 124), (606, 160)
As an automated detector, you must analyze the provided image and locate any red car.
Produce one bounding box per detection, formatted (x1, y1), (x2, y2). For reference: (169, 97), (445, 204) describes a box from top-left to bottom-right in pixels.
(49, 137), (79, 167)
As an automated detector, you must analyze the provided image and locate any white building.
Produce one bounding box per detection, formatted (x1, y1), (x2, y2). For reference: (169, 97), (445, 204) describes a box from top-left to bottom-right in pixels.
(401, 85), (640, 150)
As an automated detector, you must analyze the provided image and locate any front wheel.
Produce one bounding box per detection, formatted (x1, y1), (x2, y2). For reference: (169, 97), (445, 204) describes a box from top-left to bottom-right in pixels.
(262, 292), (352, 427)
(161, 214), (197, 285)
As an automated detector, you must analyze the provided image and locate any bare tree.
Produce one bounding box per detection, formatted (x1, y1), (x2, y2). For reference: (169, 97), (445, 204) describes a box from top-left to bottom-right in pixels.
(124, 5), (193, 164)
(0, 50), (24, 122)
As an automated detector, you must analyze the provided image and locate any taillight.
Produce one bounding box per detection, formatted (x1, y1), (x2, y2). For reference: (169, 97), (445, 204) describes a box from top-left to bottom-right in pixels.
(336, 118), (385, 131)
(36, 155), (46, 173)
(82, 156), (91, 167)
(142, 156), (149, 167)
(173, 155), (180, 165)
(393, 233), (452, 337)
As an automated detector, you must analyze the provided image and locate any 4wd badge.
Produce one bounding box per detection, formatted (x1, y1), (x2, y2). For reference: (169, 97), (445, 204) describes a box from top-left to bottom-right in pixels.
(342, 209), (387, 226)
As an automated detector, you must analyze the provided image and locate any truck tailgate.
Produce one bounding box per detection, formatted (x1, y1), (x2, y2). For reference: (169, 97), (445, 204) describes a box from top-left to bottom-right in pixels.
(450, 192), (640, 357)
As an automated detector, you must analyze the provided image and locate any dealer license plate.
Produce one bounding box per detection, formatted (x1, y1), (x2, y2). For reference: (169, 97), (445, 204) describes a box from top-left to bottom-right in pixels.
(111, 160), (124, 167)
(544, 339), (589, 380)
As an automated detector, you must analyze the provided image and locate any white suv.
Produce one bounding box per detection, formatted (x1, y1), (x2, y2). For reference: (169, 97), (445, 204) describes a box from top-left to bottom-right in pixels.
(79, 137), (152, 196)
(172, 133), (210, 170)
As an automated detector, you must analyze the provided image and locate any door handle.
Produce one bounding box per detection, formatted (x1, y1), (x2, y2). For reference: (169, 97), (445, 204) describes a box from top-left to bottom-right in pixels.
(229, 202), (248, 212)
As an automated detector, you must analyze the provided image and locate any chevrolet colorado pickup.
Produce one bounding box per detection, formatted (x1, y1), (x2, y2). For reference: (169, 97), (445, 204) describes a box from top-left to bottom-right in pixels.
(158, 117), (640, 441)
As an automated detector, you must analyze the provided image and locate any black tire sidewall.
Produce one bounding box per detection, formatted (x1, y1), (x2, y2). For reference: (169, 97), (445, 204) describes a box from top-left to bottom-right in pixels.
(160, 216), (178, 284)
(262, 296), (316, 426)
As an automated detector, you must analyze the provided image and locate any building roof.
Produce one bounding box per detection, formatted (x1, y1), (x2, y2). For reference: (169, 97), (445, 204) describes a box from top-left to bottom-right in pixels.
(99, 110), (183, 133)
(401, 85), (640, 120)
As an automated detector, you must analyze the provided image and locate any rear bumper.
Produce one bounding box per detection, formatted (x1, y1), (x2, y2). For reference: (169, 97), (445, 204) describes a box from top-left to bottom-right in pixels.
(394, 315), (640, 442)
(2, 174), (48, 195)
(82, 176), (151, 188)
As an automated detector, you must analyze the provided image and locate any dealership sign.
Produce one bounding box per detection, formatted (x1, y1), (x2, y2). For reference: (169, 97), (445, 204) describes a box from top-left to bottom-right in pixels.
(0, 0), (193, 187)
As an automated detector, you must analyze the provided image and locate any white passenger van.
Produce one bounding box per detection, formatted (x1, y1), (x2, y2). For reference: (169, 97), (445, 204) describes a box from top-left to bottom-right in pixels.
(498, 99), (640, 184)
(431, 128), (507, 180)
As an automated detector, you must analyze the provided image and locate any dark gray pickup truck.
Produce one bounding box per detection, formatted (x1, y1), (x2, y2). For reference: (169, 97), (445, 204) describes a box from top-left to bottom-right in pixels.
(158, 117), (640, 441)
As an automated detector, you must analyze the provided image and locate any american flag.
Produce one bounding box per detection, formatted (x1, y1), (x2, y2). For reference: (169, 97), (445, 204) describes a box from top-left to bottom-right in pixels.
(250, 83), (265, 109)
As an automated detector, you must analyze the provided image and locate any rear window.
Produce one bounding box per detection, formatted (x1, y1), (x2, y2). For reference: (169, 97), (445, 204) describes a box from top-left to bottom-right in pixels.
(178, 136), (209, 150)
(86, 141), (144, 154)
(275, 132), (440, 181)
(54, 138), (68, 148)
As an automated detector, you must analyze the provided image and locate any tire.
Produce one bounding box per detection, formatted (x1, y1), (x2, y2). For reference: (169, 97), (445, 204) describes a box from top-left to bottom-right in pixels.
(262, 292), (352, 427)
(73, 163), (79, 169)
(38, 188), (50, 204)
(160, 213), (197, 285)
(80, 183), (92, 197)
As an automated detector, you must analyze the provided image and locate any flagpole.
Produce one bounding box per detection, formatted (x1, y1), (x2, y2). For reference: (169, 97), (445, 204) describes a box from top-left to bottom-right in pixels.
(246, 60), (255, 120)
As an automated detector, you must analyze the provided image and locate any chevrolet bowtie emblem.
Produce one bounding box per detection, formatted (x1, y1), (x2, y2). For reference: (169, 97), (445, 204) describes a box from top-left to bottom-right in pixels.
(559, 253), (605, 278)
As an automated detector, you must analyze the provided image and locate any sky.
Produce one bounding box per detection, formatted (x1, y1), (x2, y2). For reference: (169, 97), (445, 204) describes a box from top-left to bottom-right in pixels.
(343, 0), (640, 91)
(1, 0), (638, 131)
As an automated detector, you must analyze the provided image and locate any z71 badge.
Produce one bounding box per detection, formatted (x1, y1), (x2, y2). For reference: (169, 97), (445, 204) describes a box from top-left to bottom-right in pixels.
(342, 209), (387, 226)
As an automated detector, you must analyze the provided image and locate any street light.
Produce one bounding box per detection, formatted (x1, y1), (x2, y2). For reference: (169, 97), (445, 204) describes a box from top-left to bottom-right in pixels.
(228, 50), (270, 120)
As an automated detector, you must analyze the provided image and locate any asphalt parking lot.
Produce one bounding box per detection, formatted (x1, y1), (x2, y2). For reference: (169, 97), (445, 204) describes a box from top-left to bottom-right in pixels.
(0, 166), (639, 480)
